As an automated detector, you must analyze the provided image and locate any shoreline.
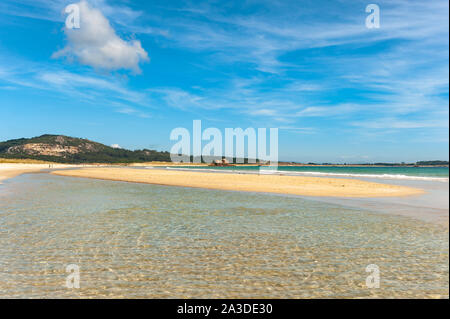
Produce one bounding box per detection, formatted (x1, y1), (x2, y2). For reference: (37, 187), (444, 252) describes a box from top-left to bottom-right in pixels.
(157, 166), (449, 183)
(0, 163), (82, 185)
(0, 164), (48, 185)
(128, 162), (449, 168)
(2, 164), (447, 226)
(51, 167), (424, 198)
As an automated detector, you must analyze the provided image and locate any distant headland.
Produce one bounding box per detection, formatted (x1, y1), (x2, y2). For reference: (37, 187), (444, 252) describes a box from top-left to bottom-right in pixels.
(0, 134), (448, 166)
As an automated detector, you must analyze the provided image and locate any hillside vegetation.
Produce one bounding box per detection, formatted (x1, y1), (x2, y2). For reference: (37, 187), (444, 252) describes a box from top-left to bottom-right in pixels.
(0, 135), (171, 164)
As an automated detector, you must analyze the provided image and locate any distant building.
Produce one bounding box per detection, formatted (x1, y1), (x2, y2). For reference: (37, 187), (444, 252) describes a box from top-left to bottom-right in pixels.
(211, 158), (231, 166)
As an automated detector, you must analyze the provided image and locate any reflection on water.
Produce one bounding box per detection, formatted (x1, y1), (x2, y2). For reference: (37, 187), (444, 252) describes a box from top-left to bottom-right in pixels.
(0, 173), (448, 298)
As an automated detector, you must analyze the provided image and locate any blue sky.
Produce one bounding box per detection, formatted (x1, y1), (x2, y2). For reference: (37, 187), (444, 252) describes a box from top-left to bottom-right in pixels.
(0, 0), (448, 163)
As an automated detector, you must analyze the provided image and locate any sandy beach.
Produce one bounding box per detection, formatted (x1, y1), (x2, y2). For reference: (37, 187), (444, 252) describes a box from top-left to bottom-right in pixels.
(52, 167), (424, 198)
(0, 163), (79, 185)
(0, 164), (50, 184)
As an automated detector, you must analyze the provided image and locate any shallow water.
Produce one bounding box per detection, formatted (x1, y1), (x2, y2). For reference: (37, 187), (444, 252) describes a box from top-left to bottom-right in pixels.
(0, 173), (448, 298)
(169, 165), (449, 182)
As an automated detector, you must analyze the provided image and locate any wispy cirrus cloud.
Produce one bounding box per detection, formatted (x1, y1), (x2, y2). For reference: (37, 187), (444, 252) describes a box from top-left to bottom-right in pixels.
(0, 0), (448, 149)
(37, 70), (148, 105)
(351, 118), (449, 130)
(0, 53), (152, 118)
(0, 0), (448, 161)
(145, 0), (447, 72)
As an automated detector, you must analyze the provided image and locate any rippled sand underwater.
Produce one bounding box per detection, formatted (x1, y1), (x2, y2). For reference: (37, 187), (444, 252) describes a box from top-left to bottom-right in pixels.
(0, 173), (448, 298)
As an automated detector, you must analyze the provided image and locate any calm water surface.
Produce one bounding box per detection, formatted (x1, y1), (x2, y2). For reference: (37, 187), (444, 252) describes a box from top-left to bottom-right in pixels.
(171, 165), (449, 181)
(0, 173), (448, 298)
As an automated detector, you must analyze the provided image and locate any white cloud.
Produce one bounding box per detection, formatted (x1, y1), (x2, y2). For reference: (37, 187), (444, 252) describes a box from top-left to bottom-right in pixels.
(52, 1), (149, 73)
(351, 118), (449, 130)
(110, 144), (121, 149)
(295, 104), (358, 117)
(249, 109), (277, 116)
(37, 70), (148, 106)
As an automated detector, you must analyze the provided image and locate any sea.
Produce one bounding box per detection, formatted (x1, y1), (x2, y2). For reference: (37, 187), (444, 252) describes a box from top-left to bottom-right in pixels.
(165, 165), (449, 182)
(0, 167), (448, 298)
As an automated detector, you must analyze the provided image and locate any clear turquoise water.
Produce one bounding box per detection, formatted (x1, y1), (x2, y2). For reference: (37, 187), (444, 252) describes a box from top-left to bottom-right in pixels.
(171, 166), (449, 180)
(0, 173), (448, 298)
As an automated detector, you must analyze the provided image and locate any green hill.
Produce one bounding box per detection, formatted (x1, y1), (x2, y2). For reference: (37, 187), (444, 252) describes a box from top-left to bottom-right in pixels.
(0, 134), (171, 163)
(416, 160), (449, 166)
